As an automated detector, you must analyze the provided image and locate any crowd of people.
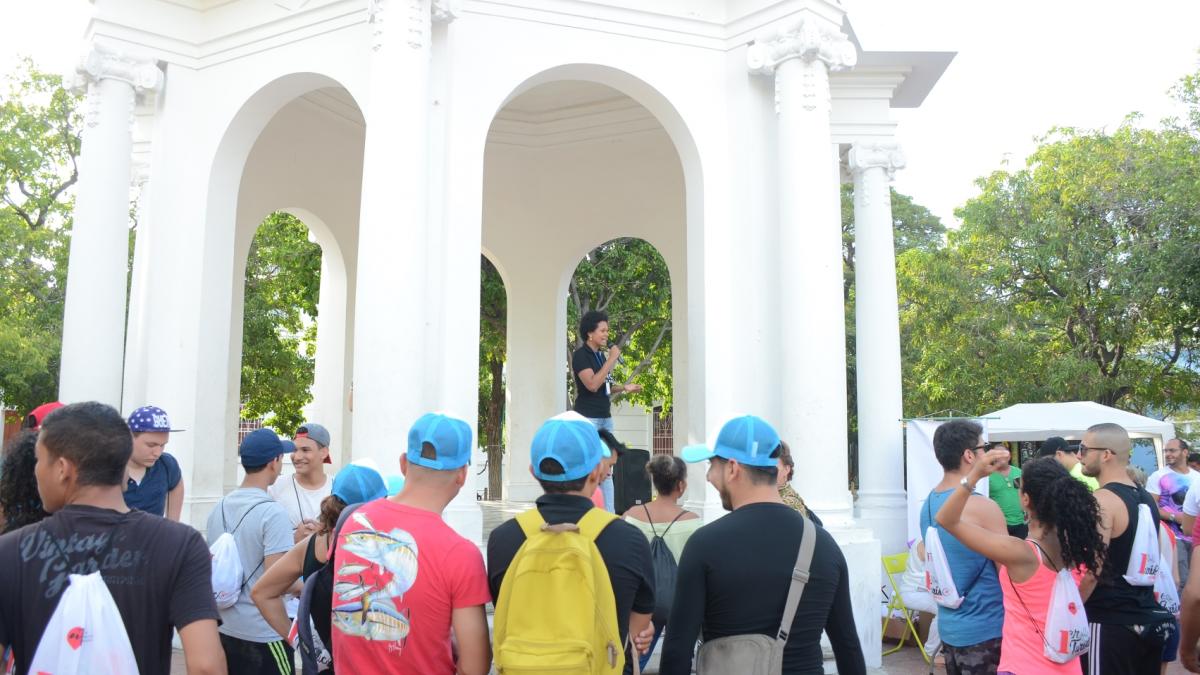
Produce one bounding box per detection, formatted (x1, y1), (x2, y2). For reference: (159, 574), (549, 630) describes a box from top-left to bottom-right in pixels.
(0, 310), (1197, 675)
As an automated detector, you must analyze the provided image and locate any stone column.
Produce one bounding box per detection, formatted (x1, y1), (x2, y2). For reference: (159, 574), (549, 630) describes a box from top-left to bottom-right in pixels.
(351, 0), (436, 470)
(850, 142), (908, 556)
(59, 45), (162, 405)
(748, 15), (857, 525)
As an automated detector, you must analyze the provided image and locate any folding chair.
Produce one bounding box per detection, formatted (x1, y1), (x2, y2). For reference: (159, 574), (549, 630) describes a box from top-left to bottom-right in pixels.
(881, 552), (930, 663)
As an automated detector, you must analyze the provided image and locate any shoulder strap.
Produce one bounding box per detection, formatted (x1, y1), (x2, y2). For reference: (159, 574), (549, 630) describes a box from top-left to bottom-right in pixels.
(230, 500), (273, 535)
(776, 517), (816, 645)
(327, 502), (365, 565)
(659, 510), (687, 538)
(578, 507), (619, 542)
(516, 507), (547, 539)
(642, 503), (659, 538)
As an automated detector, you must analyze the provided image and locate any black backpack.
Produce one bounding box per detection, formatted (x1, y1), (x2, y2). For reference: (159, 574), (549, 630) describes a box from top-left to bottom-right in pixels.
(642, 504), (687, 626)
(295, 503), (363, 674)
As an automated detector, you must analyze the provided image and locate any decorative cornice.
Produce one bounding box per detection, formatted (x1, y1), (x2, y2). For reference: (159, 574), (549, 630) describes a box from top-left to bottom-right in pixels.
(746, 16), (857, 77)
(432, 0), (459, 23)
(73, 44), (164, 95)
(849, 141), (905, 179)
(368, 0), (453, 51)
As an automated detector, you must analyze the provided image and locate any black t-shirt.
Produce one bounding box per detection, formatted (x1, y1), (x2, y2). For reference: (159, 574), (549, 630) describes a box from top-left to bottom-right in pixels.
(487, 494), (655, 641)
(0, 505), (219, 675)
(659, 503), (866, 675)
(572, 345), (612, 419)
(1085, 482), (1174, 626)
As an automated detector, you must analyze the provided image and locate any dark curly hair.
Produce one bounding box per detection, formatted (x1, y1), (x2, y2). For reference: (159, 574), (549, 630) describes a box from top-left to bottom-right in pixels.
(646, 454), (687, 496)
(1, 430), (49, 533)
(1022, 457), (1105, 573)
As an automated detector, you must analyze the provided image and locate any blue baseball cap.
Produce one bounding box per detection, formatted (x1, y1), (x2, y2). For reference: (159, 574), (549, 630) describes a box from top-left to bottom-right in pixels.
(239, 428), (285, 468)
(127, 406), (185, 433)
(681, 415), (782, 468)
(332, 464), (387, 504)
(531, 411), (612, 482)
(407, 413), (473, 470)
(280, 439), (296, 455)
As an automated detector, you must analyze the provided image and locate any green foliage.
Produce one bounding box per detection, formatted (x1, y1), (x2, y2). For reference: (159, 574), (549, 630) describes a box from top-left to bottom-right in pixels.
(566, 238), (673, 414)
(899, 110), (1200, 416)
(0, 60), (81, 413)
(239, 212), (322, 434)
(479, 255), (507, 498)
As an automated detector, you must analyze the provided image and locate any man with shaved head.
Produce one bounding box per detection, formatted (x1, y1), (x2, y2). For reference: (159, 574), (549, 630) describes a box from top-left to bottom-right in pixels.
(1078, 423), (1175, 675)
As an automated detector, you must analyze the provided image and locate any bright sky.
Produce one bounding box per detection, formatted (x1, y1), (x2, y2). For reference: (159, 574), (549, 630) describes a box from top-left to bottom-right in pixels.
(2, 0), (1199, 227)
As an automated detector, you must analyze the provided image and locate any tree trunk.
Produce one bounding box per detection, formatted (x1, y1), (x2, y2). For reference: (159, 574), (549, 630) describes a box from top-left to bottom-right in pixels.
(484, 355), (506, 500)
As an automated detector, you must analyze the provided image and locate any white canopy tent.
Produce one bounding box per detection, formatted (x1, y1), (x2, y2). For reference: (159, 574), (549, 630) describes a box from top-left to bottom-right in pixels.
(983, 401), (1176, 472)
(983, 401), (1177, 442)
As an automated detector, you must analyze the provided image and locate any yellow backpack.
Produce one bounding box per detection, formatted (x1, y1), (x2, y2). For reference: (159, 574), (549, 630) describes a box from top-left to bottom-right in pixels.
(493, 507), (624, 675)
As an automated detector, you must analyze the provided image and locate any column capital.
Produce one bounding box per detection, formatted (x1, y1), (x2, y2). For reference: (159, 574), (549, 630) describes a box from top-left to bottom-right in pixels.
(368, 0), (455, 51)
(746, 16), (857, 76)
(849, 141), (906, 179)
(73, 44), (163, 96)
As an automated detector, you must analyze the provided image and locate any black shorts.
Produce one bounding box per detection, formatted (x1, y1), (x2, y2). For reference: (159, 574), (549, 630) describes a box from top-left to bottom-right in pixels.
(1081, 620), (1176, 675)
(219, 633), (295, 675)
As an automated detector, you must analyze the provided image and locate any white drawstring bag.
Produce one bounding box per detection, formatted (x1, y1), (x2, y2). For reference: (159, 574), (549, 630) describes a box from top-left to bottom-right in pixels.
(1155, 526), (1181, 614)
(923, 527), (964, 609)
(209, 532), (244, 609)
(28, 571), (139, 675)
(1040, 568), (1090, 663)
(1123, 503), (1160, 586)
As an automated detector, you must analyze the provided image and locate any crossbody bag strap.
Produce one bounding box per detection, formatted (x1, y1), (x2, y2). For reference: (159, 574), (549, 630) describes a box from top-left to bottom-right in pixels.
(776, 517), (816, 645)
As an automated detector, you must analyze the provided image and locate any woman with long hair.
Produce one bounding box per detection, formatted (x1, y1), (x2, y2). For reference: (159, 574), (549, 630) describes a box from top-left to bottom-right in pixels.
(937, 452), (1106, 674)
(0, 430), (49, 533)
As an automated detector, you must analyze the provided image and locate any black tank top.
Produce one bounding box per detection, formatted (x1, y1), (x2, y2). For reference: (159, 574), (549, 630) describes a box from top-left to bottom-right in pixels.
(1084, 482), (1172, 625)
(301, 533), (324, 580)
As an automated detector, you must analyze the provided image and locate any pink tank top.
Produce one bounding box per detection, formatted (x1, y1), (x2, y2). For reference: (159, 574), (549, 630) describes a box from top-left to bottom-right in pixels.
(998, 541), (1081, 674)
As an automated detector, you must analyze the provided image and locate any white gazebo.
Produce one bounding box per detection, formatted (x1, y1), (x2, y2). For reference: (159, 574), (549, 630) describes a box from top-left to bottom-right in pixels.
(985, 401), (1176, 469)
(56, 0), (953, 665)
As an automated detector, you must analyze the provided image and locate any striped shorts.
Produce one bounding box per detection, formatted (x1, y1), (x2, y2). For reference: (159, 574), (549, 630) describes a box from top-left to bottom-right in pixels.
(220, 633), (296, 675)
(1080, 620), (1175, 675)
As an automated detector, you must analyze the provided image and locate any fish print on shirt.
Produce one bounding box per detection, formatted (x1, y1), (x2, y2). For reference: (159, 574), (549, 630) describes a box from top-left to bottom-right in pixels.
(334, 511), (419, 649)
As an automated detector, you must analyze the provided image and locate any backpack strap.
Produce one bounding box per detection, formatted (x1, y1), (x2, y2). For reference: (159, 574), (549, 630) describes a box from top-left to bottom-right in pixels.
(516, 507), (548, 539)
(230, 500), (273, 535)
(642, 503), (659, 538)
(776, 517), (816, 645)
(659, 510), (687, 538)
(577, 507), (619, 542)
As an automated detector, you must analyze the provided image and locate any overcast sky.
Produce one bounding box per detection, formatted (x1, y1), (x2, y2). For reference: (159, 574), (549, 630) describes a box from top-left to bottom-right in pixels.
(2, 0), (1199, 227)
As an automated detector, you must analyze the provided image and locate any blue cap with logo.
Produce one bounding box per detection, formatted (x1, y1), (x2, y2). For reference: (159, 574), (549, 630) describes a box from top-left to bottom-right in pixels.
(332, 464), (387, 504)
(239, 428), (286, 468)
(407, 413), (473, 470)
(531, 411), (612, 482)
(127, 405), (185, 433)
(681, 415), (782, 468)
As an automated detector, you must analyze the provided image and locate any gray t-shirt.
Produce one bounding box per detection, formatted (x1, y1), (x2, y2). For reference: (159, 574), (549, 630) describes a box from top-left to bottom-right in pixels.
(205, 486), (293, 642)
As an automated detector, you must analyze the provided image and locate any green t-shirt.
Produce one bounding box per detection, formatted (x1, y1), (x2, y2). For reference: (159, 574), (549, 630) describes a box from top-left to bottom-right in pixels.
(1071, 461), (1100, 492)
(989, 466), (1024, 526)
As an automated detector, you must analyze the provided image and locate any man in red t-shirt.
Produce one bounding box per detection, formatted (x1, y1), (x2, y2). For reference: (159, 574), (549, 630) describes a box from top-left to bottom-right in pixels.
(332, 413), (491, 674)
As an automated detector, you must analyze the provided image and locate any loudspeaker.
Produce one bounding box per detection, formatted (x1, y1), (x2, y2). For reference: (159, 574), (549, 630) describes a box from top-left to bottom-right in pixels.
(613, 448), (651, 515)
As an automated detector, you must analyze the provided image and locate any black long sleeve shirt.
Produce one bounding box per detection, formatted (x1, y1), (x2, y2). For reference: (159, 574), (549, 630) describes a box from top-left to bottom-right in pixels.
(658, 502), (866, 675)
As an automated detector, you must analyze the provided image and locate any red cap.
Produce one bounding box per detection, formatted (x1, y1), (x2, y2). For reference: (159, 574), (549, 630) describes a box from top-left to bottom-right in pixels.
(26, 402), (64, 429)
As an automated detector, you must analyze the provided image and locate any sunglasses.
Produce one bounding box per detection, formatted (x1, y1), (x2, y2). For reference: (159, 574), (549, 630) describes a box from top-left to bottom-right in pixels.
(1079, 444), (1111, 455)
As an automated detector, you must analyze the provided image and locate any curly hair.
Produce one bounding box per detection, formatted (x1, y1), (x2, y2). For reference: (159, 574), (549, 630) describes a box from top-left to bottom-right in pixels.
(1022, 457), (1105, 573)
(317, 494), (349, 535)
(1, 430), (49, 533)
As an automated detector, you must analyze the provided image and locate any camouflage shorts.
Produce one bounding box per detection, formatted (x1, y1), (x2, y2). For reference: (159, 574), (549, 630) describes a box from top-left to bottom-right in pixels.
(943, 637), (1002, 675)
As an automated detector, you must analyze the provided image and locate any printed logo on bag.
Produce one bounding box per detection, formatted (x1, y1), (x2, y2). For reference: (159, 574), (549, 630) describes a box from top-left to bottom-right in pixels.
(66, 627), (84, 650)
(1067, 602), (1077, 615)
(1057, 628), (1087, 657)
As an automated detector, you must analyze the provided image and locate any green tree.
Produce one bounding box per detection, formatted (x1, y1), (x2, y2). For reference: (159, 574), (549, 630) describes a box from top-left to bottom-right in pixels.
(478, 255), (506, 498)
(239, 211), (322, 433)
(0, 61), (81, 415)
(566, 238), (673, 414)
(899, 107), (1200, 416)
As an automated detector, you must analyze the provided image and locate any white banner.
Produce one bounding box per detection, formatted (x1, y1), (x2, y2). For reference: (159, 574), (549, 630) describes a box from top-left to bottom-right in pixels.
(905, 419), (989, 545)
